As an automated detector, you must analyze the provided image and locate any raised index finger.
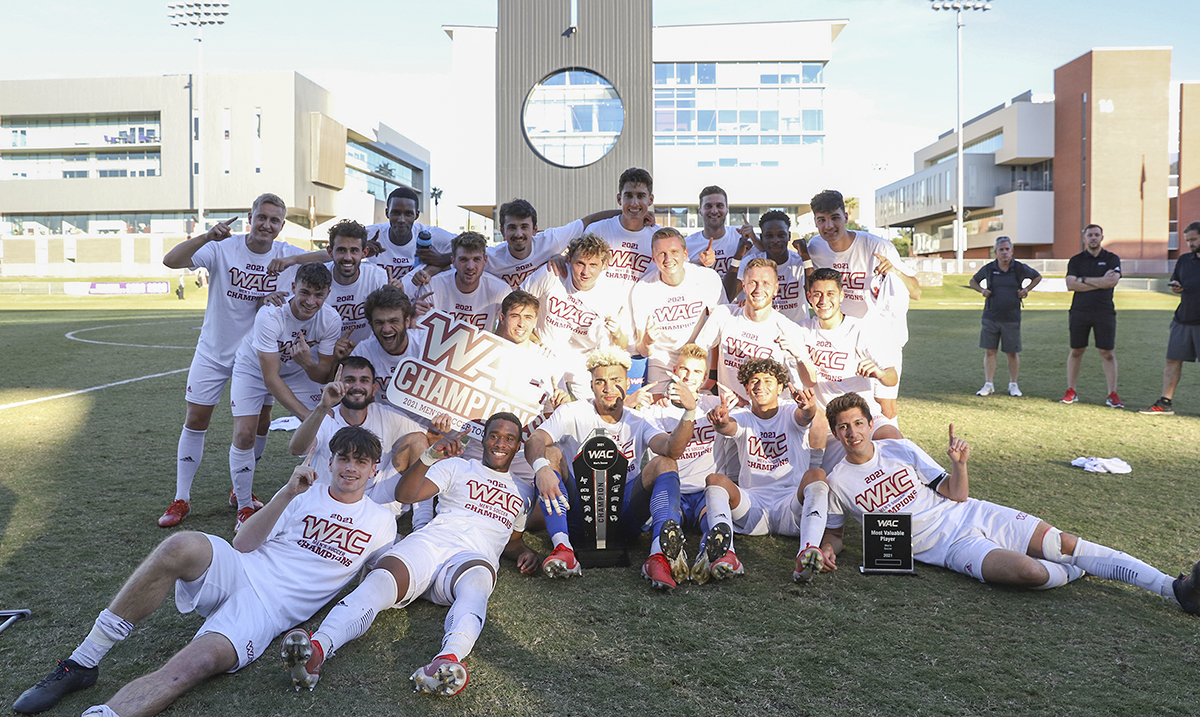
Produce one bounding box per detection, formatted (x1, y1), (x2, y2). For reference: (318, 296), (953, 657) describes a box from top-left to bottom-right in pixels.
(741, 212), (749, 226)
(949, 423), (955, 442)
(707, 235), (715, 251)
(334, 364), (343, 383)
(221, 216), (238, 227)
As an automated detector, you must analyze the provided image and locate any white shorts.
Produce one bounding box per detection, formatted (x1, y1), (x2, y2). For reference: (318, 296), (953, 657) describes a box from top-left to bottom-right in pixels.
(735, 485), (801, 537)
(184, 351), (234, 407)
(386, 530), (495, 608)
(229, 370), (319, 417)
(921, 499), (1042, 583)
(175, 534), (292, 672)
(821, 412), (900, 473)
(873, 349), (904, 400)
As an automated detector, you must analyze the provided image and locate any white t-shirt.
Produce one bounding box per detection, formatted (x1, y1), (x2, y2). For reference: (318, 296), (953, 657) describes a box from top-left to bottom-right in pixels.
(420, 457), (535, 566)
(729, 401), (811, 505)
(238, 486), (396, 626)
(320, 262), (389, 344)
(693, 304), (807, 402)
(868, 270), (911, 347)
(643, 394), (722, 494)
(631, 264), (723, 380)
(232, 303), (342, 382)
(535, 400), (665, 485)
(806, 231), (913, 320)
(737, 249), (808, 322)
(189, 236), (306, 366)
(365, 221), (455, 285)
(686, 227), (743, 279)
(585, 215), (656, 290)
(486, 220), (583, 289)
(825, 439), (958, 557)
(309, 402), (424, 484)
(795, 314), (896, 410)
(424, 271), (511, 332)
(350, 328), (427, 412)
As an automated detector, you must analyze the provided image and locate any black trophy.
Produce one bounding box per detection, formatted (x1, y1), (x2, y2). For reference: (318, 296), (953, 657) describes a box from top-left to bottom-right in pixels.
(570, 429), (631, 568)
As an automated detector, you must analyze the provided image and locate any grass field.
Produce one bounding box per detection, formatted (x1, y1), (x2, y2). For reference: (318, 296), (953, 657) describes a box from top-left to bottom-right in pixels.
(1, 280), (1199, 717)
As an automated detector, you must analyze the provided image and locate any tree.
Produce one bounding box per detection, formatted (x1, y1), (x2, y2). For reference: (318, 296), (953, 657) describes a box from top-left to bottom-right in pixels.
(891, 228), (913, 257)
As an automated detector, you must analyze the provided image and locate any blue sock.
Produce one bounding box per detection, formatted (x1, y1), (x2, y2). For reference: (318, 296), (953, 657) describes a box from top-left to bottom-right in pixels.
(698, 509), (712, 552)
(649, 471), (681, 543)
(541, 472), (570, 543)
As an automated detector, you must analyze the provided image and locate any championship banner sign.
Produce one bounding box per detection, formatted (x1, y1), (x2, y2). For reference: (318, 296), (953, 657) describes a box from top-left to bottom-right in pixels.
(385, 311), (547, 440)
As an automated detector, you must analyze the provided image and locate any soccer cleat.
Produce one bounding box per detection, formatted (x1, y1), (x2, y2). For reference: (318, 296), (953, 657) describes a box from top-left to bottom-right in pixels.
(280, 629), (322, 691)
(975, 383), (994, 396)
(794, 545), (824, 583)
(233, 505), (259, 534)
(542, 544), (582, 578)
(1060, 388), (1079, 404)
(228, 489), (264, 510)
(710, 550), (744, 580)
(692, 523), (741, 584)
(1105, 392), (1125, 408)
(12, 659), (99, 714)
(157, 499), (191, 528)
(1008, 382), (1023, 397)
(659, 519), (689, 584)
(642, 553), (677, 591)
(411, 656), (469, 696)
(1172, 560), (1200, 615)
(1139, 398), (1175, 416)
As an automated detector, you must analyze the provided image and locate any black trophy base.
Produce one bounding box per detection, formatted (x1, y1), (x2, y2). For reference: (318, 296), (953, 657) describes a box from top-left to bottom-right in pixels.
(574, 548), (631, 569)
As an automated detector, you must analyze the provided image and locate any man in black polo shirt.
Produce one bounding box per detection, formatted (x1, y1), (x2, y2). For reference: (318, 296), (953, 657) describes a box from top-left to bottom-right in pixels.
(970, 236), (1041, 397)
(1140, 221), (1200, 415)
(1062, 224), (1122, 407)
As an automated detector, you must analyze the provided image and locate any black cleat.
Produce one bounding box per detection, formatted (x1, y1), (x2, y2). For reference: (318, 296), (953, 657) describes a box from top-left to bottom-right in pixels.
(1173, 560), (1200, 615)
(659, 519), (689, 583)
(13, 659), (99, 714)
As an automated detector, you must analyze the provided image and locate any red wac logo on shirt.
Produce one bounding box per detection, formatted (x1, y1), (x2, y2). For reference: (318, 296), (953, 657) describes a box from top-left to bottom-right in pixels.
(854, 468), (915, 512)
(336, 302), (367, 321)
(723, 336), (775, 360)
(608, 250), (652, 275)
(467, 480), (523, 517)
(654, 301), (704, 324)
(228, 267), (278, 293)
(501, 266), (537, 288)
(839, 271), (867, 291)
(547, 297), (598, 330)
(383, 263), (414, 283)
(301, 516), (372, 555)
(809, 348), (848, 371)
(748, 431), (788, 460)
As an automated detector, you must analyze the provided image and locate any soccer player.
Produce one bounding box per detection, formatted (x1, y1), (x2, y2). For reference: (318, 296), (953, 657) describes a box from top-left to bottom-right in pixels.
(365, 186), (455, 286)
(159, 193), (308, 528)
(1142, 221), (1200, 415)
(12, 427), (396, 717)
(726, 210), (807, 322)
(227, 262), (342, 530)
(639, 343), (727, 590)
(350, 285), (425, 409)
(631, 227), (723, 397)
(486, 198), (620, 289)
(584, 167), (658, 291)
(685, 185), (755, 280)
(521, 234), (632, 397)
(411, 231), (511, 331)
(318, 219), (388, 345)
(278, 412), (538, 698)
(524, 348), (696, 580)
(816, 392), (1200, 615)
(693, 258), (808, 404)
(692, 358), (830, 584)
(1062, 224), (1123, 407)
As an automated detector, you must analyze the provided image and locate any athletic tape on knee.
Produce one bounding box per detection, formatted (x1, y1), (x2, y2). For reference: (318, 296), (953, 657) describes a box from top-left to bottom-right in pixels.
(1041, 528), (1066, 563)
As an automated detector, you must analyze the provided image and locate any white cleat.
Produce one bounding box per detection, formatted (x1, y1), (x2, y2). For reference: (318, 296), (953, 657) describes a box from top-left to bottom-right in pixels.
(280, 629), (320, 692)
(411, 657), (469, 696)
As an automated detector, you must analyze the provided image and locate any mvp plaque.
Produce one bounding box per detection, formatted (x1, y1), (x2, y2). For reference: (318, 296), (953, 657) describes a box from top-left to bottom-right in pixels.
(860, 512), (915, 575)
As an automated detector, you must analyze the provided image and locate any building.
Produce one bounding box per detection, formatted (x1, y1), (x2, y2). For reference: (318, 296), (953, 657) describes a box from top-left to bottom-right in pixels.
(0, 72), (430, 277)
(443, 0), (846, 231)
(876, 47), (1185, 263)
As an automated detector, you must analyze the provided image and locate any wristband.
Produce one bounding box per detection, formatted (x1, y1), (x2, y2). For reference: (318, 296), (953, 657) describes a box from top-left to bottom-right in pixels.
(803, 259), (815, 270)
(682, 408), (698, 422)
(730, 258), (741, 268)
(532, 457), (552, 473)
(419, 447), (440, 466)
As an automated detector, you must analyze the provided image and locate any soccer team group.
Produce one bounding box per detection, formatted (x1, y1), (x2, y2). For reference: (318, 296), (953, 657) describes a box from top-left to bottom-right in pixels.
(14, 169), (1200, 716)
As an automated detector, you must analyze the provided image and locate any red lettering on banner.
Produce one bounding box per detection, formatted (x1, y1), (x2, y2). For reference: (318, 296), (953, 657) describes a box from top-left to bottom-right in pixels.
(301, 515), (371, 555)
(854, 468), (915, 512)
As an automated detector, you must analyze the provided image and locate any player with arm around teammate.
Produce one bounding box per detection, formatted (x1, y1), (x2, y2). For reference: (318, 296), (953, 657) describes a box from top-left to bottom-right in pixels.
(815, 392), (1200, 612)
(279, 412), (539, 698)
(693, 358), (831, 584)
(12, 427), (396, 717)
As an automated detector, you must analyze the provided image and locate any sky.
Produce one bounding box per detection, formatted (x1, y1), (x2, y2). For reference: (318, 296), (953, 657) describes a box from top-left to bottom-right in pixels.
(5, 0), (1200, 231)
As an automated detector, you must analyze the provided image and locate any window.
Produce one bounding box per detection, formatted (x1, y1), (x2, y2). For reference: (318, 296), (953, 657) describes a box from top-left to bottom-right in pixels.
(719, 158), (736, 167)
(802, 110), (824, 132)
(523, 69), (624, 168)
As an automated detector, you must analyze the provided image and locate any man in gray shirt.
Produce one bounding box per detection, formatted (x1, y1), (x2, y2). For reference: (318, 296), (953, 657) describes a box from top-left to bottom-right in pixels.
(969, 236), (1041, 397)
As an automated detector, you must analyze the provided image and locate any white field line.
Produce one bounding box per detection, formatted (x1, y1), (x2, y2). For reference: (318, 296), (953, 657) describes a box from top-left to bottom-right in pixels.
(64, 320), (196, 349)
(0, 368), (189, 411)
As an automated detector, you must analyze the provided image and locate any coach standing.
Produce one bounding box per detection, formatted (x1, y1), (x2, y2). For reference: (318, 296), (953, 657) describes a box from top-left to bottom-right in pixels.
(1061, 224), (1122, 408)
(1140, 221), (1200, 415)
(970, 236), (1041, 397)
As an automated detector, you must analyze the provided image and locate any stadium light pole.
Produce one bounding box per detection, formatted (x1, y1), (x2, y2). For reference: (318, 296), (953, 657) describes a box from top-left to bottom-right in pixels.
(168, 2), (229, 233)
(931, 0), (990, 275)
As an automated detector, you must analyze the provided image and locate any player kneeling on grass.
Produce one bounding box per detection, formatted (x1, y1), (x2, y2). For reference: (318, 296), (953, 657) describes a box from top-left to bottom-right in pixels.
(814, 392), (1200, 612)
(694, 357), (831, 584)
(13, 427), (396, 717)
(280, 412), (539, 698)
(524, 348), (696, 583)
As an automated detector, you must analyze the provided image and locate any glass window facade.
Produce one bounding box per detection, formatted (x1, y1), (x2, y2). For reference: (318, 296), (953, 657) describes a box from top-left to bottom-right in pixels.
(523, 69), (625, 168)
(1, 150), (161, 181)
(931, 131), (1004, 166)
(1, 211), (244, 236)
(3, 113), (161, 149)
(345, 142), (415, 189)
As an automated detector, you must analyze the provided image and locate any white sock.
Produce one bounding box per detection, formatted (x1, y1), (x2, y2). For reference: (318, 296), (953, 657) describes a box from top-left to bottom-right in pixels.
(228, 445), (256, 510)
(440, 567), (493, 661)
(175, 428), (206, 502)
(550, 532), (572, 550)
(798, 481), (830, 552)
(82, 706), (120, 717)
(1070, 539), (1175, 598)
(314, 569), (399, 657)
(704, 485), (734, 553)
(253, 433), (268, 462)
(1032, 560), (1085, 590)
(69, 610), (133, 668)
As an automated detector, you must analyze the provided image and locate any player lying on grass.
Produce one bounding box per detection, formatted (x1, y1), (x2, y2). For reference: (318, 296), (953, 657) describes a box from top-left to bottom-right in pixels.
(692, 357), (831, 584)
(813, 392), (1200, 612)
(280, 412), (539, 698)
(12, 427), (396, 717)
